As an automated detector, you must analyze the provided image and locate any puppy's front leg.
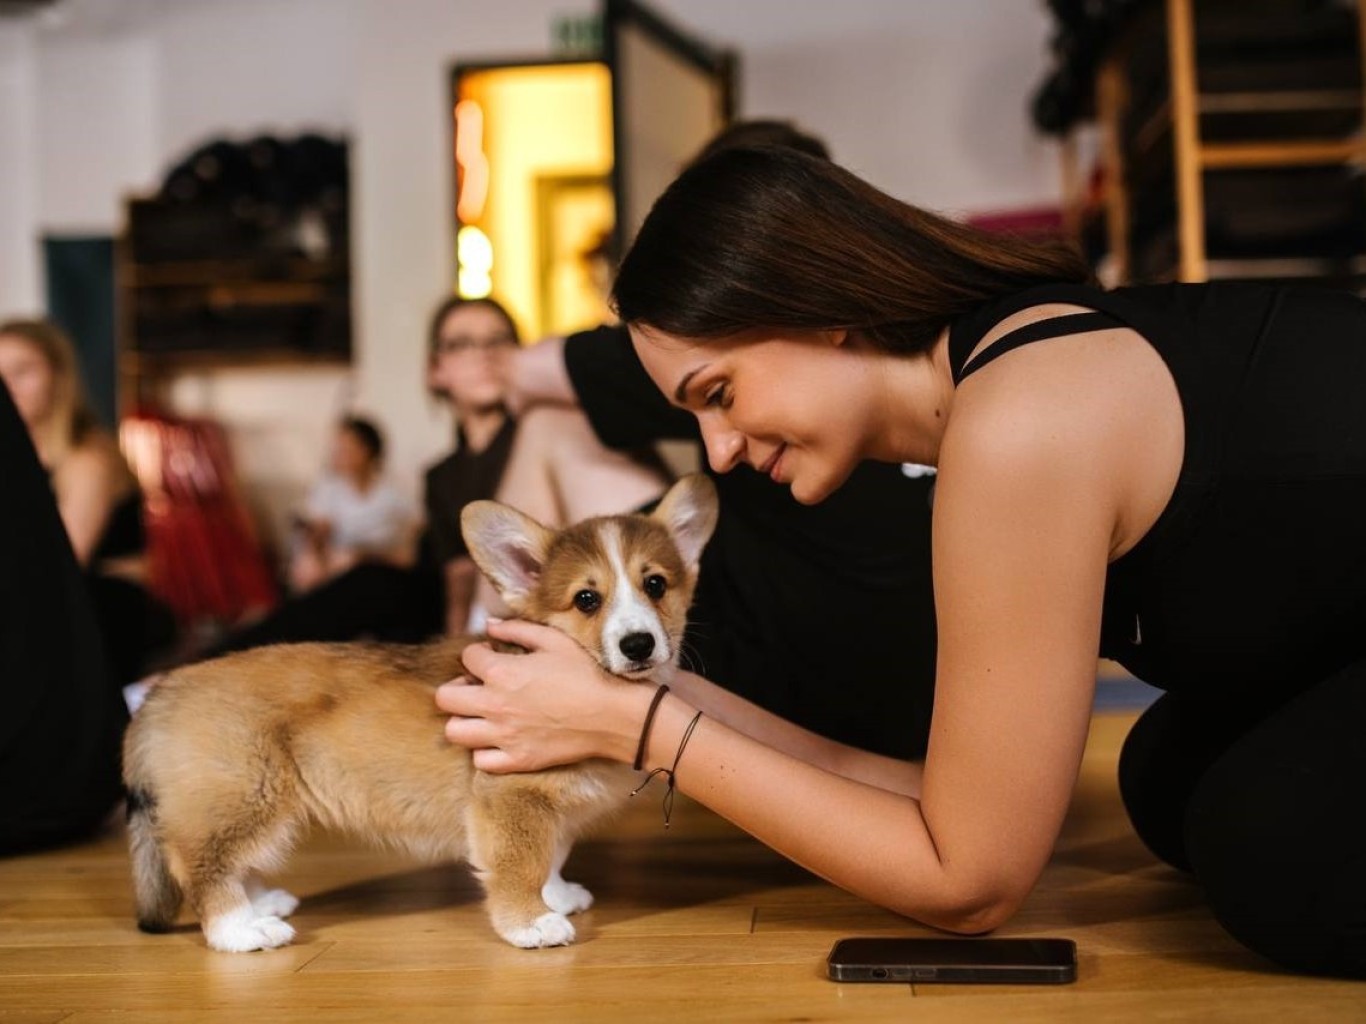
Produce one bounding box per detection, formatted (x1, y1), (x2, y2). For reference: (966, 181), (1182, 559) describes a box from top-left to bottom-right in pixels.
(467, 790), (575, 948)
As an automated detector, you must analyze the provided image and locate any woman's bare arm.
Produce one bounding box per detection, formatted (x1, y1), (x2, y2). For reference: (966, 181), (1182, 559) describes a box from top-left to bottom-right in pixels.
(507, 337), (576, 412)
(666, 669), (924, 798)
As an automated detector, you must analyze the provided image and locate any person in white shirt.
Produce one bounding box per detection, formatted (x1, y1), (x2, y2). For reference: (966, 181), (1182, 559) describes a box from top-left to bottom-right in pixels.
(288, 416), (416, 593)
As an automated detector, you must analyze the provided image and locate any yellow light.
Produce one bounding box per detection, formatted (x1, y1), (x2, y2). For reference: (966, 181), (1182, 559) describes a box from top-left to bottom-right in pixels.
(458, 269), (492, 298)
(455, 100), (490, 222)
(457, 225), (494, 298)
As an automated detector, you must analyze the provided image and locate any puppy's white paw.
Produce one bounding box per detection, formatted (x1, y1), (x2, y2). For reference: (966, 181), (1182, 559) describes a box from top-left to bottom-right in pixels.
(502, 911), (576, 949)
(205, 911), (296, 953)
(542, 877), (594, 915)
(249, 887), (299, 919)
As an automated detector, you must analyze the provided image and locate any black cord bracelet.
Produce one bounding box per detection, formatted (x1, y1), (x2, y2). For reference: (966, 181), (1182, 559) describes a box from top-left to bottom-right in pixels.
(632, 683), (670, 771)
(631, 710), (703, 828)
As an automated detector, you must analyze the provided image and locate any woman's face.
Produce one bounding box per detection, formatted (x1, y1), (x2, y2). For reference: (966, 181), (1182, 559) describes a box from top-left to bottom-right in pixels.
(428, 304), (516, 410)
(630, 323), (870, 505)
(0, 334), (56, 429)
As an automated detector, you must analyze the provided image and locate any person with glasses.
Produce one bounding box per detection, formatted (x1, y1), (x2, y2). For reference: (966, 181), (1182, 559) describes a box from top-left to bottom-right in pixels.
(179, 294), (668, 661)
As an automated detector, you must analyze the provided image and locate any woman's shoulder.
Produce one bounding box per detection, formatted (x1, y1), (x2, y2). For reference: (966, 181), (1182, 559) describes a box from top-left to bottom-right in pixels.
(54, 432), (135, 492)
(946, 297), (1170, 470)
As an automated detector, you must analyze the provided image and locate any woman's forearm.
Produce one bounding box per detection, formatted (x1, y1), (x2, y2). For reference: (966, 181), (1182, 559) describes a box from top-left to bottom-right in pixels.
(626, 690), (992, 932)
(667, 670), (923, 798)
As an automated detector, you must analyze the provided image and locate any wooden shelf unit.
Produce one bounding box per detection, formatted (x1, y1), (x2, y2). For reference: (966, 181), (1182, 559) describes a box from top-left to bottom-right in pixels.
(1069, 0), (1366, 285)
(116, 200), (352, 412)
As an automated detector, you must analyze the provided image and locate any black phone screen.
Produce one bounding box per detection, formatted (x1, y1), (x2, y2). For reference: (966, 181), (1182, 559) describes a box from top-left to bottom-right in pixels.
(826, 937), (1077, 984)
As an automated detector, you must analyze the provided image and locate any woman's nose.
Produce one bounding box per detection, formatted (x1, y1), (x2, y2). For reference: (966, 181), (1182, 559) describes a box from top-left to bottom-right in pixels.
(700, 416), (744, 473)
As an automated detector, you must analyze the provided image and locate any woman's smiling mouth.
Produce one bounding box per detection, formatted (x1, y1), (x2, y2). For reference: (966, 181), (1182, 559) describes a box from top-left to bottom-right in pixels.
(758, 444), (787, 481)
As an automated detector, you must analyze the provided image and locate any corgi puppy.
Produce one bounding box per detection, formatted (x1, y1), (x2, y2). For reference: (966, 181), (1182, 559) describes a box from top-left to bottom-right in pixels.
(122, 474), (718, 952)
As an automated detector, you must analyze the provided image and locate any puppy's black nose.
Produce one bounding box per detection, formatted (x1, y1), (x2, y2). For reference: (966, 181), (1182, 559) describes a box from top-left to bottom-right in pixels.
(619, 632), (656, 662)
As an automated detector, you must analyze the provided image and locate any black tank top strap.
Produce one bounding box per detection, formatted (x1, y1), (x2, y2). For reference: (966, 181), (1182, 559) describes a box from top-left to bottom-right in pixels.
(954, 311), (1125, 384)
(949, 281), (1125, 385)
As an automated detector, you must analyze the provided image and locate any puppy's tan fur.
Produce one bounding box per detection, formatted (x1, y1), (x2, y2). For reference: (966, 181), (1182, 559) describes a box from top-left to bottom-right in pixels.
(123, 475), (717, 951)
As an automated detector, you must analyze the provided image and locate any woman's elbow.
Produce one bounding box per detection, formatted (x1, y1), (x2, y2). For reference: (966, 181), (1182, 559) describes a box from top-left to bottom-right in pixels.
(908, 882), (1028, 936)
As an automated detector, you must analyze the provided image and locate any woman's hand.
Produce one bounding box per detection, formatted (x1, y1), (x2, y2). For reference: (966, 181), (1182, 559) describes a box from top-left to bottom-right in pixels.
(436, 618), (649, 773)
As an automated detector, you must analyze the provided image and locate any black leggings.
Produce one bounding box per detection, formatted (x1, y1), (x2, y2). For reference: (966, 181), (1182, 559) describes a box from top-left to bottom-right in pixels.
(1119, 662), (1366, 979)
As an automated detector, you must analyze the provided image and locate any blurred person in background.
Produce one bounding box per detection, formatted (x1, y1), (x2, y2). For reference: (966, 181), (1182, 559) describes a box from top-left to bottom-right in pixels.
(0, 319), (174, 689)
(288, 415), (417, 594)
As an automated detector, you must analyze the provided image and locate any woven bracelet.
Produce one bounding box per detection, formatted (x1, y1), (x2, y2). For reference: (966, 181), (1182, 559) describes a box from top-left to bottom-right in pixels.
(632, 683), (671, 771)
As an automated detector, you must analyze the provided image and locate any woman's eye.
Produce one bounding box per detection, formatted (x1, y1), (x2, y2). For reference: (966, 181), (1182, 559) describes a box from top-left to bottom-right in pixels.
(704, 385), (730, 409)
(573, 589), (602, 613)
(643, 574), (667, 600)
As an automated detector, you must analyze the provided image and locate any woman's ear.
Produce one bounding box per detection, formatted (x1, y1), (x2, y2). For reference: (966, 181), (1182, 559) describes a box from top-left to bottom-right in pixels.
(825, 328), (850, 347)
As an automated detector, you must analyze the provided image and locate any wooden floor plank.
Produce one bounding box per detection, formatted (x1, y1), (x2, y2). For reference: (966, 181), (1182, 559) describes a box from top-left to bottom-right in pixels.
(2, 710), (1363, 1021)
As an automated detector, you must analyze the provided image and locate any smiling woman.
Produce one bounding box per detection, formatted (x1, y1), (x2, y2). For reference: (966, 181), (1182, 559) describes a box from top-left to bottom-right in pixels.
(440, 145), (1366, 980)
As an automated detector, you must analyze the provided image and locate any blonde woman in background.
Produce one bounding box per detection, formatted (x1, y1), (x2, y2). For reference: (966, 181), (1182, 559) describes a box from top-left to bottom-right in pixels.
(0, 319), (174, 686)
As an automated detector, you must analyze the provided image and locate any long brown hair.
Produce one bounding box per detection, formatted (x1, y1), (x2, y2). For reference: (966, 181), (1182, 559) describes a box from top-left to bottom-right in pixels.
(612, 147), (1093, 354)
(0, 318), (100, 464)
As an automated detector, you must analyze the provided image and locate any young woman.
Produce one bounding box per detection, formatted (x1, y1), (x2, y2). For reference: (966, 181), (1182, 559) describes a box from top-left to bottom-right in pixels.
(202, 295), (667, 655)
(423, 296), (669, 633)
(0, 319), (173, 686)
(437, 147), (1366, 978)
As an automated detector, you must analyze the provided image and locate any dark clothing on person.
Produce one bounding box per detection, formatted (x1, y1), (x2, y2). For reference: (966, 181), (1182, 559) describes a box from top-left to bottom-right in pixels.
(952, 281), (1366, 703)
(71, 482), (175, 687)
(0, 384), (127, 854)
(86, 573), (176, 687)
(424, 416), (518, 565)
(950, 280), (1366, 978)
(203, 561), (445, 658)
(564, 325), (939, 760)
(89, 490), (144, 565)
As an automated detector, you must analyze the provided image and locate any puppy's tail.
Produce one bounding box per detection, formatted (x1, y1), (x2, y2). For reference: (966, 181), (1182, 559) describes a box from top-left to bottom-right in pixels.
(126, 787), (182, 933)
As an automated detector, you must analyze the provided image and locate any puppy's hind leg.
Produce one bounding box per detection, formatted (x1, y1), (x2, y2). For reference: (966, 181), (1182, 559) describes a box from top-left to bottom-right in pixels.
(541, 836), (594, 916)
(246, 874), (300, 921)
(468, 792), (575, 948)
(185, 820), (301, 952)
(195, 874), (296, 953)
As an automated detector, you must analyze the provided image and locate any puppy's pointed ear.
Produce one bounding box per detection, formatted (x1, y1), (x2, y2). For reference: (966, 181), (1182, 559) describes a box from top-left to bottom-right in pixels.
(651, 474), (718, 569)
(460, 501), (554, 609)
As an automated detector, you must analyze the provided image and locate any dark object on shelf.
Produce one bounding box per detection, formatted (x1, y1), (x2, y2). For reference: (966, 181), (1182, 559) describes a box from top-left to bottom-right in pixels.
(1056, 0), (1366, 288)
(1033, 0), (1360, 138)
(1033, 0), (1148, 135)
(120, 133), (352, 373)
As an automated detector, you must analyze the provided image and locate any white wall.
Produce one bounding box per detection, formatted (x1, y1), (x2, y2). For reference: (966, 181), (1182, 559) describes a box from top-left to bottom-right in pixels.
(36, 32), (159, 233)
(3, 0), (1060, 552)
(155, 0), (355, 167)
(0, 23), (42, 317)
(654, 0), (1058, 216)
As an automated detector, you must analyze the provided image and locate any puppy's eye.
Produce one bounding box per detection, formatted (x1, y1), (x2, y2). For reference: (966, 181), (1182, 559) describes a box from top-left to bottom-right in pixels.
(573, 589), (602, 613)
(643, 574), (667, 600)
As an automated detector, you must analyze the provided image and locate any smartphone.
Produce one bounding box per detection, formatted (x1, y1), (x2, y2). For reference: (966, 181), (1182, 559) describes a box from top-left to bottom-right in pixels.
(826, 937), (1077, 984)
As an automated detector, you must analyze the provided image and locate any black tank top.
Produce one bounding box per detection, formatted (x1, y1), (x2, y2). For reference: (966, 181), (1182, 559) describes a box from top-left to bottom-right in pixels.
(950, 281), (1366, 704)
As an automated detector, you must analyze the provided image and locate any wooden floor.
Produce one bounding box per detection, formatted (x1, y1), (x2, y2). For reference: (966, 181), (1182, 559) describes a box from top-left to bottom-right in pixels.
(2, 711), (1363, 1023)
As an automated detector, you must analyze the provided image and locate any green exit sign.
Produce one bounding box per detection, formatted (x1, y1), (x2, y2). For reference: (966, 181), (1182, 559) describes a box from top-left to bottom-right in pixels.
(552, 13), (602, 57)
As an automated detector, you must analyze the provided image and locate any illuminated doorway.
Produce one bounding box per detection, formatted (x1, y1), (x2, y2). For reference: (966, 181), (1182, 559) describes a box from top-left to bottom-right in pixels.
(450, 0), (734, 341)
